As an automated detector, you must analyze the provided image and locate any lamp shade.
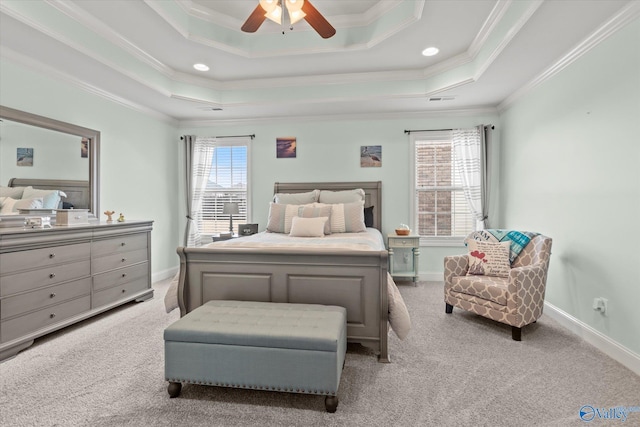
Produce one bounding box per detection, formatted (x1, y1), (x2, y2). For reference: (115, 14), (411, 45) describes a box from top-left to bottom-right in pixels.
(223, 202), (239, 215)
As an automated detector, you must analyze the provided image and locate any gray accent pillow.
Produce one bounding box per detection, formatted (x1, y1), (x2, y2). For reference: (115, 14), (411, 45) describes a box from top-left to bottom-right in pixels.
(0, 186), (26, 199)
(318, 188), (365, 204)
(273, 190), (319, 205)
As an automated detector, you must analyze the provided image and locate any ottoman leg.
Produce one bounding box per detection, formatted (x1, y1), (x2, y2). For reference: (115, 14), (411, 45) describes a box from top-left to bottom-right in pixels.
(168, 381), (182, 398)
(325, 395), (339, 413)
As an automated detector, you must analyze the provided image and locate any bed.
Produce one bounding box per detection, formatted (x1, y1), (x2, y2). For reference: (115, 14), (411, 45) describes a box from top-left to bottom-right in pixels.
(6, 178), (90, 209)
(168, 181), (410, 362)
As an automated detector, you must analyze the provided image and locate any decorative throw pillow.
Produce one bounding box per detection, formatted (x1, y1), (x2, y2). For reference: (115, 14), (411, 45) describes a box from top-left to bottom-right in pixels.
(289, 216), (328, 238)
(22, 187), (66, 209)
(318, 188), (365, 204)
(273, 190), (319, 205)
(466, 240), (511, 277)
(0, 197), (44, 214)
(296, 204), (332, 235)
(313, 201), (366, 233)
(266, 202), (299, 233)
(364, 205), (374, 228)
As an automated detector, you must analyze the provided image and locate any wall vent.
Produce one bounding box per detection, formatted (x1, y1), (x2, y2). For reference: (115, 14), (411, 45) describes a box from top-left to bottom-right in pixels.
(428, 96), (455, 102)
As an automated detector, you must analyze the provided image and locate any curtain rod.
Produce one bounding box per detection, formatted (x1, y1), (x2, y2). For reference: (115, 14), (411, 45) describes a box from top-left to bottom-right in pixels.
(404, 125), (494, 134)
(180, 134), (255, 140)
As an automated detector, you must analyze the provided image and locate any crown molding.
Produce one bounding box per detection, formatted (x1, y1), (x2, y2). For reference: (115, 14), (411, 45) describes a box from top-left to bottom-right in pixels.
(1, 47), (177, 125)
(498, 1), (640, 112)
(468, 0), (511, 58)
(179, 106), (498, 127)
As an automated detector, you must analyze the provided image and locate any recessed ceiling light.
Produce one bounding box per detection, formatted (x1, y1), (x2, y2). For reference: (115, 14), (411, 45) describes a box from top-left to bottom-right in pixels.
(422, 47), (439, 57)
(193, 63), (209, 71)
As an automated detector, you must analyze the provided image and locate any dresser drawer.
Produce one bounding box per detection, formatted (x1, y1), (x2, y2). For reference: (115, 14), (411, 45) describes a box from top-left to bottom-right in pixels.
(91, 249), (148, 274)
(388, 237), (419, 248)
(0, 242), (90, 276)
(92, 276), (149, 308)
(1, 295), (90, 344)
(0, 260), (91, 297)
(92, 233), (147, 257)
(1, 277), (91, 320)
(93, 262), (149, 291)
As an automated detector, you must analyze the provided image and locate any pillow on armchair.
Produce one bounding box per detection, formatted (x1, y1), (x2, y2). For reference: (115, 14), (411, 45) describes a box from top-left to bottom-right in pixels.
(466, 240), (511, 277)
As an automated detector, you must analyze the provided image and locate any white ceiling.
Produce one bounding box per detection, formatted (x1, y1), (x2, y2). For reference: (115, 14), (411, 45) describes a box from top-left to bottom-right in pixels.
(0, 0), (636, 124)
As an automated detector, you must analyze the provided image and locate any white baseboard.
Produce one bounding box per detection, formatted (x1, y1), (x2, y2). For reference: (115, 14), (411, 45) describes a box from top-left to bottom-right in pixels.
(419, 271), (640, 375)
(544, 301), (640, 376)
(152, 266), (178, 284)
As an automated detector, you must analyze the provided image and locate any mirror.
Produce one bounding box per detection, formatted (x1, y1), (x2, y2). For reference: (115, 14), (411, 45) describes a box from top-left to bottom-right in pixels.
(0, 105), (100, 221)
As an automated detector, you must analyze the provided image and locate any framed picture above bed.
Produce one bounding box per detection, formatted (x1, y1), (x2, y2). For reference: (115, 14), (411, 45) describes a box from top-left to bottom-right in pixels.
(276, 137), (296, 158)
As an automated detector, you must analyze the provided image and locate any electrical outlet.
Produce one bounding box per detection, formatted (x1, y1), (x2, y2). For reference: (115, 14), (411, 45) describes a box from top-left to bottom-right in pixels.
(592, 297), (608, 315)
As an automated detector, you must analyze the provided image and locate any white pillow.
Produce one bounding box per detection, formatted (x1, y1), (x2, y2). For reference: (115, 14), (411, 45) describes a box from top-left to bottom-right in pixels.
(0, 197), (44, 214)
(289, 216), (328, 237)
(22, 187), (65, 209)
(0, 186), (26, 199)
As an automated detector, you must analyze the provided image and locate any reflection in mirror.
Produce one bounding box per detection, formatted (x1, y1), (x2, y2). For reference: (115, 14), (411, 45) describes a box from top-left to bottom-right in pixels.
(0, 105), (99, 221)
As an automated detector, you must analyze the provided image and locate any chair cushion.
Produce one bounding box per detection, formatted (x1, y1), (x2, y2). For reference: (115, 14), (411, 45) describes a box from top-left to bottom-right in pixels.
(451, 275), (509, 306)
(466, 240), (511, 277)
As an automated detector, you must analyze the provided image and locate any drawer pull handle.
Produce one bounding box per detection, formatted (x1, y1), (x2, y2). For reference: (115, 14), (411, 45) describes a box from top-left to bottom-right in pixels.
(121, 258), (126, 262)
(121, 289), (126, 293)
(50, 293), (56, 298)
(49, 273), (56, 279)
(121, 242), (126, 246)
(49, 253), (55, 259)
(50, 313), (56, 319)
(122, 273), (127, 278)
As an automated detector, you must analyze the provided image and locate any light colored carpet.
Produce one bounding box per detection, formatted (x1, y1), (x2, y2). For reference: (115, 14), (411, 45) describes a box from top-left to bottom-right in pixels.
(1, 279), (639, 427)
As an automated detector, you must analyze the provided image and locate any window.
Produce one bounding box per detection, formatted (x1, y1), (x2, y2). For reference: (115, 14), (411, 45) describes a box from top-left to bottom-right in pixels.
(198, 138), (250, 236)
(410, 131), (474, 244)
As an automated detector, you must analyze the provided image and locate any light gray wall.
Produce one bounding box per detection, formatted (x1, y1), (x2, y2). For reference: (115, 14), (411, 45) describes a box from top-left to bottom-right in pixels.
(0, 59), (181, 278)
(180, 113), (500, 278)
(499, 19), (640, 354)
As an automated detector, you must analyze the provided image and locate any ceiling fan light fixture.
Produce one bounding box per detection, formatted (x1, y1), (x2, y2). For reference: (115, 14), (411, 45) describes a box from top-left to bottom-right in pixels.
(265, 5), (282, 24)
(285, 0), (304, 12)
(259, 0), (277, 13)
(289, 10), (306, 25)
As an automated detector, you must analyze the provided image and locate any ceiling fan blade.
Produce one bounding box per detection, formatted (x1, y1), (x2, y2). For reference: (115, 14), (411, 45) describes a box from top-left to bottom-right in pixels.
(302, 0), (336, 39)
(241, 4), (267, 33)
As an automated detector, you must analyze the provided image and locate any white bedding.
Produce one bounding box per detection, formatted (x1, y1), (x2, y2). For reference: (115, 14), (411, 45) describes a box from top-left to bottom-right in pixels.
(164, 228), (411, 339)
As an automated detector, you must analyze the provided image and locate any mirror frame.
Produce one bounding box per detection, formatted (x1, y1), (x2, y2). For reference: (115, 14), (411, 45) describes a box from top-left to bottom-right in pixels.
(0, 105), (100, 219)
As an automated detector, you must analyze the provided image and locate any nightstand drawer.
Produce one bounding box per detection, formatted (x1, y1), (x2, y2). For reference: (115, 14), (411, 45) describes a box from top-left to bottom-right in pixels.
(0, 260), (91, 297)
(91, 233), (147, 257)
(1, 295), (91, 343)
(1, 278), (91, 320)
(0, 242), (90, 275)
(92, 276), (149, 308)
(388, 237), (419, 248)
(93, 262), (149, 291)
(91, 248), (148, 274)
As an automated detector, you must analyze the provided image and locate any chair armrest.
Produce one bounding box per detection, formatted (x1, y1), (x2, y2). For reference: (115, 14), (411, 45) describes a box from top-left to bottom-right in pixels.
(444, 254), (468, 285)
(508, 263), (549, 324)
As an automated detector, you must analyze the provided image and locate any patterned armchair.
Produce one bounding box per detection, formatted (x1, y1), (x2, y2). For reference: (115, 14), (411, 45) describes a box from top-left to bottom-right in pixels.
(444, 233), (552, 341)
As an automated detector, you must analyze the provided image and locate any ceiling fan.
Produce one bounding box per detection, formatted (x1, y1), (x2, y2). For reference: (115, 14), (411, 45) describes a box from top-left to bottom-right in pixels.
(241, 0), (336, 39)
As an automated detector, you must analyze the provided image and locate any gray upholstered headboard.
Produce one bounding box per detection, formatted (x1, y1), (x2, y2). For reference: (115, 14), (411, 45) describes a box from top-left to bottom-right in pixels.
(8, 178), (90, 209)
(273, 181), (382, 231)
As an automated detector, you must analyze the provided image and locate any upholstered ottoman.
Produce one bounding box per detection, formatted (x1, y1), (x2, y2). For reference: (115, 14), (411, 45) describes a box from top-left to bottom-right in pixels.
(164, 300), (347, 413)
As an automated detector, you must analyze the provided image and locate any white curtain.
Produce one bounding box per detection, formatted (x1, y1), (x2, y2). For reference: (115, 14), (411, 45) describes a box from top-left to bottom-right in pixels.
(184, 136), (216, 247)
(452, 125), (491, 230)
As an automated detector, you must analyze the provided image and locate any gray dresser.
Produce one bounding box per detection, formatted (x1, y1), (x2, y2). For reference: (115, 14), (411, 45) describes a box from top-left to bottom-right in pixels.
(0, 220), (153, 361)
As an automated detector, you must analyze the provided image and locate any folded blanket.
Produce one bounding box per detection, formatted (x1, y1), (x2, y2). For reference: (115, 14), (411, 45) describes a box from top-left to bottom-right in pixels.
(466, 229), (539, 263)
(164, 271), (411, 340)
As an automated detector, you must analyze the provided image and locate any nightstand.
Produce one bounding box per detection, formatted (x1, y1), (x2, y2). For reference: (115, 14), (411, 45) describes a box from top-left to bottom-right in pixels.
(212, 233), (238, 242)
(387, 233), (420, 284)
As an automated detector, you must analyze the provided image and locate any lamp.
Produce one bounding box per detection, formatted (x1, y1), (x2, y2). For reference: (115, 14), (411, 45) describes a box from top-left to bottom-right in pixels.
(261, 0), (306, 26)
(223, 202), (240, 233)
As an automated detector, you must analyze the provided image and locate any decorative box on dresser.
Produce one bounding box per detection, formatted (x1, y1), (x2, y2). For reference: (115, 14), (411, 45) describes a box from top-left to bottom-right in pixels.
(0, 220), (153, 361)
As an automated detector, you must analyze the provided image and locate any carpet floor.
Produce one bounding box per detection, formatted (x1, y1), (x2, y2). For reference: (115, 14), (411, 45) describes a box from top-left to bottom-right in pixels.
(1, 279), (639, 427)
